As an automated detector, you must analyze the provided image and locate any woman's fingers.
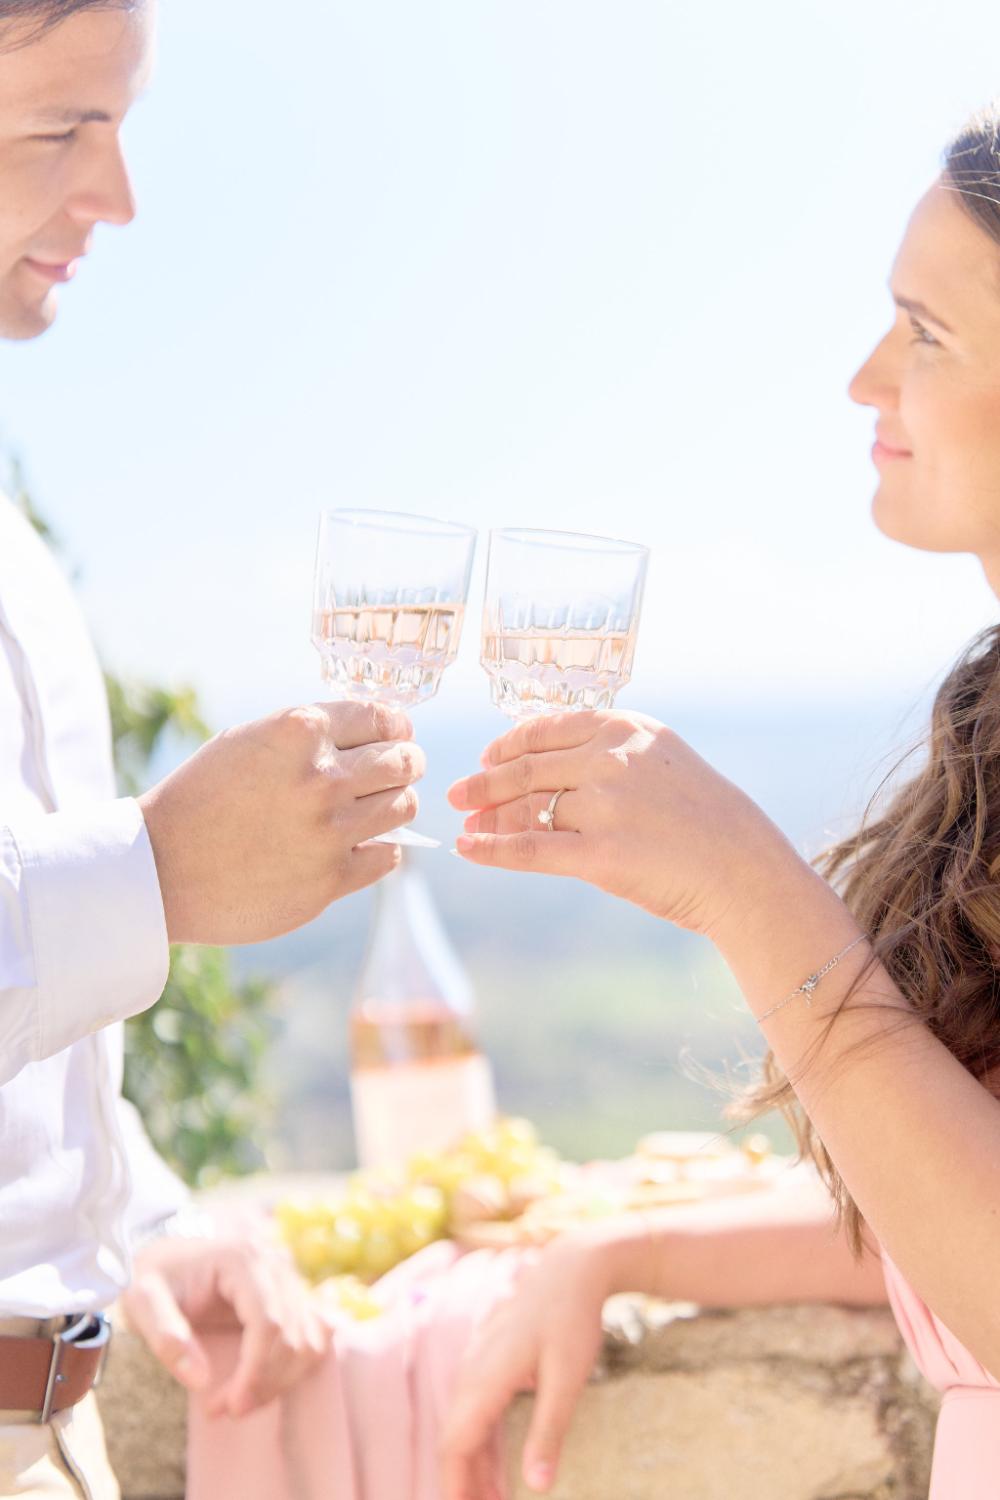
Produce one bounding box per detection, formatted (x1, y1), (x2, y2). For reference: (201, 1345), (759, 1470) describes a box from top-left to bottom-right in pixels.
(454, 830), (584, 875)
(480, 712), (609, 768)
(465, 791), (582, 838)
(449, 749), (580, 813)
(521, 1345), (589, 1493)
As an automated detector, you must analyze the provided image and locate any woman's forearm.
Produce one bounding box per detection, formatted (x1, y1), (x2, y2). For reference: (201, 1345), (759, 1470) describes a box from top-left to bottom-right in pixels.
(586, 1181), (888, 1310)
(712, 834), (1000, 1375)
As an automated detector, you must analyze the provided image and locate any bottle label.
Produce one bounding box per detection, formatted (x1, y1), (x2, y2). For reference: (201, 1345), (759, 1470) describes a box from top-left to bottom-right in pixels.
(351, 1053), (497, 1172)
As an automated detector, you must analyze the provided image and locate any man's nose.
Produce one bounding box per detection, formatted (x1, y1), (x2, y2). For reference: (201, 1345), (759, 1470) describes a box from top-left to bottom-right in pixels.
(67, 138), (137, 231)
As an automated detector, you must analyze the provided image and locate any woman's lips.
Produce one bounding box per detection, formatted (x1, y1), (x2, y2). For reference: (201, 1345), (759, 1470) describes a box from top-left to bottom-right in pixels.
(872, 439), (913, 464)
(23, 257), (79, 284)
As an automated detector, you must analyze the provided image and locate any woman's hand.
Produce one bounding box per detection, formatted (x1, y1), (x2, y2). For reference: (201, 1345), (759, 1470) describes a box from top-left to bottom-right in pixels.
(441, 1236), (616, 1500)
(448, 710), (794, 939)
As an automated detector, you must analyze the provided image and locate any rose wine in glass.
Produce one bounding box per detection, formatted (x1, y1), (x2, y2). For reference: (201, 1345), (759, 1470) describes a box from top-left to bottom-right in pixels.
(481, 527), (649, 719)
(312, 509), (477, 846)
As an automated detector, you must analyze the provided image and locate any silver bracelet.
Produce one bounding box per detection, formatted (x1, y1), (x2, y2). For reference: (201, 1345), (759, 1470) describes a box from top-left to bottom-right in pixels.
(756, 935), (868, 1023)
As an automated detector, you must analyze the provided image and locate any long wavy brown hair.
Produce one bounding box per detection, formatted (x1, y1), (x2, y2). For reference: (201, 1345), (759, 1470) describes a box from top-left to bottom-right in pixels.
(734, 107), (1000, 1257)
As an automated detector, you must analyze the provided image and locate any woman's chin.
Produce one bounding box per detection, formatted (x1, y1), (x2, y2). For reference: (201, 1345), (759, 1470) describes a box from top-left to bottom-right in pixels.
(870, 487), (964, 555)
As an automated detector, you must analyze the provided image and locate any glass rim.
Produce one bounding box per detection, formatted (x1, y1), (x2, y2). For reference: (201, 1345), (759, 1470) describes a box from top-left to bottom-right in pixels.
(320, 507), (477, 541)
(488, 526), (649, 557)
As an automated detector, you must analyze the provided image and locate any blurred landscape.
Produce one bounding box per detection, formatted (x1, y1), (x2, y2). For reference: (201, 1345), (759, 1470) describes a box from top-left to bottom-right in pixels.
(228, 690), (930, 1170)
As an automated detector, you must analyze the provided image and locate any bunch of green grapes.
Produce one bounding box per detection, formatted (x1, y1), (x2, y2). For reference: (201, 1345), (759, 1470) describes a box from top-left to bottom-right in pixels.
(276, 1117), (565, 1291)
(275, 1180), (449, 1286)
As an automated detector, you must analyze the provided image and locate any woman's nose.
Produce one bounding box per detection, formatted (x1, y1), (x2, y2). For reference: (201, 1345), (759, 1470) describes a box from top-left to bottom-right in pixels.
(848, 331), (899, 411)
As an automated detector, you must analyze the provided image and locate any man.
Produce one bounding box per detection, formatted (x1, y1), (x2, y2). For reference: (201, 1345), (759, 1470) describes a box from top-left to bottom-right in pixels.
(0, 2), (425, 1494)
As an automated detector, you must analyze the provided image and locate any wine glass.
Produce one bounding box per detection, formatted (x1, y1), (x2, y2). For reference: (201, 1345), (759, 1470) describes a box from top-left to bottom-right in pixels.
(312, 508), (477, 847)
(480, 526), (650, 720)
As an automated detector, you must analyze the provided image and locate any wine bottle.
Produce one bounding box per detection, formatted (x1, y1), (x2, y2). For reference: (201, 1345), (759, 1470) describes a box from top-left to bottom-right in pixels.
(350, 852), (496, 1171)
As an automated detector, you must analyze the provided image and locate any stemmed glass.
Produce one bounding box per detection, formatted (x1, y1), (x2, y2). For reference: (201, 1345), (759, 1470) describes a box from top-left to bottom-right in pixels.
(481, 527), (650, 720)
(312, 508), (477, 848)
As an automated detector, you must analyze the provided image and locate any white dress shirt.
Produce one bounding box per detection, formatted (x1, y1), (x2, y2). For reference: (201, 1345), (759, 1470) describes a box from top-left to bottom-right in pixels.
(0, 492), (189, 1318)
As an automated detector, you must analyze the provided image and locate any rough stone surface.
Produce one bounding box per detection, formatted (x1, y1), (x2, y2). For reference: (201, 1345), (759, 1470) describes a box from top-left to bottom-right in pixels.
(97, 1296), (940, 1500)
(509, 1367), (893, 1500)
(96, 1319), (187, 1500)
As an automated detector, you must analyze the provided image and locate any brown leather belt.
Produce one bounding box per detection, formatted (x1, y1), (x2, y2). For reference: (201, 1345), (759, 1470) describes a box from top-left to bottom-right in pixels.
(0, 1314), (111, 1422)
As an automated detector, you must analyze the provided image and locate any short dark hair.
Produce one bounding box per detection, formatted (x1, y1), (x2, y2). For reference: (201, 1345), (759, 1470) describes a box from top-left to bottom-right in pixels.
(0, 0), (136, 48)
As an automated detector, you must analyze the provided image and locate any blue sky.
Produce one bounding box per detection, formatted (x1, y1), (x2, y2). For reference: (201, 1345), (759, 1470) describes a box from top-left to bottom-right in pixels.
(2, 0), (1000, 734)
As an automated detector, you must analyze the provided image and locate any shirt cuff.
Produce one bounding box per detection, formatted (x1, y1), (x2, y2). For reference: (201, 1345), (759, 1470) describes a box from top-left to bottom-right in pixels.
(13, 798), (170, 1061)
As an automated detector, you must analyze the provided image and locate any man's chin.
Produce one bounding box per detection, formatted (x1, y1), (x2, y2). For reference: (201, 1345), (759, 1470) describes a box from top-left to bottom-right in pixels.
(0, 287), (58, 341)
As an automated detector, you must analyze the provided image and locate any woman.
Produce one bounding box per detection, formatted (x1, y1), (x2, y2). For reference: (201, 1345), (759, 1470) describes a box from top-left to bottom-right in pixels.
(442, 106), (1000, 1500)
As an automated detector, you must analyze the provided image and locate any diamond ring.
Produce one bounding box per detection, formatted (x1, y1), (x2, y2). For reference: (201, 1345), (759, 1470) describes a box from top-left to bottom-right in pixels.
(538, 790), (568, 831)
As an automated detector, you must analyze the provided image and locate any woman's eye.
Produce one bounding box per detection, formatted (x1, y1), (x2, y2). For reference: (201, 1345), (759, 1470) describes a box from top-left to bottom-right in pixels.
(33, 129), (78, 145)
(909, 316), (939, 347)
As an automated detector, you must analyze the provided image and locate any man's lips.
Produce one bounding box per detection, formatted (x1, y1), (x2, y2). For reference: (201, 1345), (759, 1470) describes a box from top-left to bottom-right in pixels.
(23, 256), (82, 284)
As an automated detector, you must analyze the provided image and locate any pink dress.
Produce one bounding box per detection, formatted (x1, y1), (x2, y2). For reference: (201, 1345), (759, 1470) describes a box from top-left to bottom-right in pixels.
(881, 1248), (1000, 1498)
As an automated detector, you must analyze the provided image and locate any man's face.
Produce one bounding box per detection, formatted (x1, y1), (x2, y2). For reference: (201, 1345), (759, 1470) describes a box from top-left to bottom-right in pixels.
(0, 4), (153, 340)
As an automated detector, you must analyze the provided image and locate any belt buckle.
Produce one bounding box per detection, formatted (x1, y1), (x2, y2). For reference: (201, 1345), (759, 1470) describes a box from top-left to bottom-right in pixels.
(39, 1314), (111, 1424)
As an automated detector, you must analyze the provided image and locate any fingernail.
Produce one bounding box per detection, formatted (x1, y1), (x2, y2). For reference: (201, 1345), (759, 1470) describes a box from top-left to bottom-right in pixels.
(526, 1461), (554, 1491)
(456, 835), (476, 854)
(175, 1352), (210, 1389)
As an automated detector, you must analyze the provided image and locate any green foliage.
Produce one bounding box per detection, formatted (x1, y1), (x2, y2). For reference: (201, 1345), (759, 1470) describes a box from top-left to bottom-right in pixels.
(103, 674), (211, 798)
(124, 945), (277, 1187)
(9, 455), (278, 1187)
(106, 672), (278, 1187)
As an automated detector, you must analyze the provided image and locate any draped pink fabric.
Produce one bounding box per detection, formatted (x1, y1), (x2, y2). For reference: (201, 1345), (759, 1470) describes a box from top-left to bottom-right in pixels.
(187, 1242), (530, 1500)
(881, 1248), (1000, 1499)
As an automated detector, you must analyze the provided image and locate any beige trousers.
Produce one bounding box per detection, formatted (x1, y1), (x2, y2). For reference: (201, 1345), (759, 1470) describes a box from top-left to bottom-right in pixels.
(0, 1397), (119, 1500)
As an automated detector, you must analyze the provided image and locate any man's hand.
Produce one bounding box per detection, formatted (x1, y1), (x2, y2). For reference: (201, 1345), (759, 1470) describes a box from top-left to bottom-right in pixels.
(138, 700), (424, 945)
(123, 1233), (331, 1419)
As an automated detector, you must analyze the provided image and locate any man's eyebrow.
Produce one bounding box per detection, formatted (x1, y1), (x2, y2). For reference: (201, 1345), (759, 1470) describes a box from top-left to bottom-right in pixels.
(891, 290), (955, 336)
(36, 107), (113, 126)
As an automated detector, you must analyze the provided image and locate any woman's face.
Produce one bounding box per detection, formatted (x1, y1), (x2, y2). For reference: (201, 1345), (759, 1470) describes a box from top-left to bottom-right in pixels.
(850, 180), (1000, 587)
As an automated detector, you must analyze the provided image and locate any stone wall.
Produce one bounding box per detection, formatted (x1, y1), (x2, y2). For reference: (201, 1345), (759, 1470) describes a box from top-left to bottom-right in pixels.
(97, 1294), (940, 1500)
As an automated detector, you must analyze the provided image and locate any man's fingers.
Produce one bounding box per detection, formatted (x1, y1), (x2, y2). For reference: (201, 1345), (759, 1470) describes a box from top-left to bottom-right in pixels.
(448, 750), (578, 813)
(344, 841), (401, 892)
(466, 792), (582, 838)
(480, 712), (607, 768)
(322, 700), (414, 751)
(454, 831), (583, 874)
(339, 739), (426, 796)
(353, 784), (420, 842)
(209, 1251), (331, 1419)
(211, 1300), (284, 1418)
(123, 1272), (211, 1391)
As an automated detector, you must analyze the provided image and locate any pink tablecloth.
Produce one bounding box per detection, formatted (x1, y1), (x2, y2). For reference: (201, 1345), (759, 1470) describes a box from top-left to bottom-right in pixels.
(187, 1242), (530, 1500)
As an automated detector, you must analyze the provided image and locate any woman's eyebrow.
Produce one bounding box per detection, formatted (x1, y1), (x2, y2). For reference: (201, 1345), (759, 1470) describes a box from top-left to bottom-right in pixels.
(891, 290), (955, 336)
